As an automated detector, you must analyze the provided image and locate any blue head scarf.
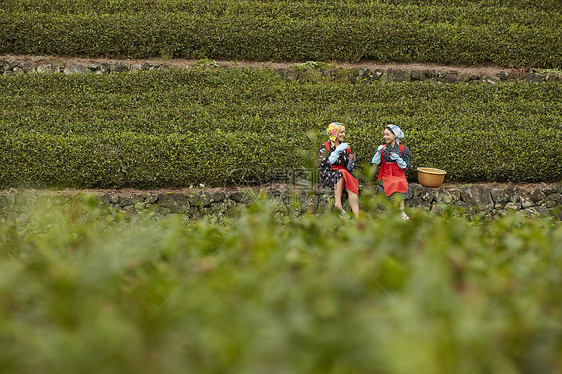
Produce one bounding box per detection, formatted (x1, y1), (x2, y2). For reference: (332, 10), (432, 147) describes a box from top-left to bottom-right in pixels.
(387, 124), (404, 144)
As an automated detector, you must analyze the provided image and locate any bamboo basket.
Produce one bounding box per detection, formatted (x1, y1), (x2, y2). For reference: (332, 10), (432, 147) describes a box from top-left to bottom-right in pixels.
(417, 167), (447, 187)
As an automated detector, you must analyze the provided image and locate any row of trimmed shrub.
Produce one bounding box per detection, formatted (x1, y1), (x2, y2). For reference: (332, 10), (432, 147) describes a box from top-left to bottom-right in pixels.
(1, 69), (561, 188)
(4, 0), (562, 14)
(0, 131), (300, 189)
(1, 128), (559, 189)
(2, 68), (561, 134)
(1, 0), (561, 68)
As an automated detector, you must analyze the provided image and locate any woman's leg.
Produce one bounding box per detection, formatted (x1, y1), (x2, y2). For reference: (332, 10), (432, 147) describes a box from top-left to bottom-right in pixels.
(346, 189), (360, 218)
(399, 199), (409, 220)
(334, 178), (344, 211)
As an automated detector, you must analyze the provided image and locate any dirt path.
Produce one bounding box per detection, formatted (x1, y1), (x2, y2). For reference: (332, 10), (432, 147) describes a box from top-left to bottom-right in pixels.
(1, 53), (522, 76)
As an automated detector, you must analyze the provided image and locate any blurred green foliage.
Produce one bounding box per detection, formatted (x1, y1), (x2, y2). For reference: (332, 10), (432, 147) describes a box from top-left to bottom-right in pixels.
(0, 0), (561, 67)
(0, 195), (561, 373)
(0, 69), (561, 188)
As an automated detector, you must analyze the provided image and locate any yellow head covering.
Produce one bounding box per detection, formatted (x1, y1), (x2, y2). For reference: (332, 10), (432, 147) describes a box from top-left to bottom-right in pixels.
(326, 122), (344, 143)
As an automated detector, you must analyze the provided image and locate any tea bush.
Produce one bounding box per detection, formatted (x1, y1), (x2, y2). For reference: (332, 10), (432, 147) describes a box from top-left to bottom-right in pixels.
(0, 196), (560, 373)
(1, 0), (561, 67)
(0, 69), (560, 188)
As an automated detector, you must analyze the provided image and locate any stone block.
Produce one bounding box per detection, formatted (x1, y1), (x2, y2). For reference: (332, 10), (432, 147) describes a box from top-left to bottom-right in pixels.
(547, 193), (561, 204)
(64, 65), (89, 74)
(497, 71), (509, 81)
(418, 187), (437, 203)
(11, 66), (25, 75)
(158, 193), (189, 213)
(410, 70), (424, 81)
(453, 201), (468, 208)
(531, 189), (546, 203)
(531, 73), (546, 83)
(88, 62), (110, 74)
(393, 69), (410, 82)
(372, 69), (384, 80)
(113, 61), (130, 72)
(458, 73), (470, 82)
(448, 188), (462, 201)
(143, 193), (159, 204)
(109, 193), (119, 204)
(141, 61), (154, 70)
(505, 202), (522, 210)
(520, 193), (535, 208)
(37, 63), (62, 73)
(355, 67), (372, 82)
(524, 206), (549, 216)
(411, 183), (424, 197)
(230, 191), (245, 202)
(423, 69), (437, 79)
(381, 69), (411, 82)
(212, 191), (226, 202)
(460, 186), (493, 211)
(491, 188), (508, 203)
(435, 190), (454, 204)
(443, 73), (458, 84)
(542, 200), (557, 209)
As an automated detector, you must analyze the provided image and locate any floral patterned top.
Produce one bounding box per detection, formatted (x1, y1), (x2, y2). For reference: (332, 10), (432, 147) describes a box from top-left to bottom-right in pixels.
(317, 142), (356, 189)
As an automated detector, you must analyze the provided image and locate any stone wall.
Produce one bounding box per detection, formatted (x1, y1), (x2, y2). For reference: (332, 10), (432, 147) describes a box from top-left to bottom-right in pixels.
(1, 58), (560, 84)
(1, 183), (561, 220)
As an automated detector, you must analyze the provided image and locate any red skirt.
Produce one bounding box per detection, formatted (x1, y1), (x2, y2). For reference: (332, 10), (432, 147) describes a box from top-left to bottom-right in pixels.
(332, 165), (359, 195)
(378, 163), (408, 197)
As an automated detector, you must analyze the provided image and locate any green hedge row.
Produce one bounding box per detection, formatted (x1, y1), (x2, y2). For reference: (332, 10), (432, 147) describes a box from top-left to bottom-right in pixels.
(2, 69), (561, 135)
(1, 69), (561, 188)
(0, 131), (301, 189)
(4, 0), (561, 14)
(1, 128), (558, 189)
(1, 0), (561, 68)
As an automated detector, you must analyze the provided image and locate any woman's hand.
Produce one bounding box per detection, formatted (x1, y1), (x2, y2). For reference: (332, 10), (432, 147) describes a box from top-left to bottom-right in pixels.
(329, 143), (348, 164)
(390, 153), (407, 169)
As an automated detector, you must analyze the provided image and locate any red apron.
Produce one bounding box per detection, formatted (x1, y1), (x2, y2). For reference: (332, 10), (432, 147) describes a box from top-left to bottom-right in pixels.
(377, 145), (408, 197)
(324, 141), (359, 195)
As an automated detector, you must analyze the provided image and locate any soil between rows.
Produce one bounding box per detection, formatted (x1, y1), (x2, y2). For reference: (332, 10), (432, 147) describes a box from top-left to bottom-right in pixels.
(0, 54), (524, 76)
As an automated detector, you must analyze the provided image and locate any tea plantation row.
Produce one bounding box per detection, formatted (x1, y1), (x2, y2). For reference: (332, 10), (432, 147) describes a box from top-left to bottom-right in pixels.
(1, 69), (560, 188)
(1, 0), (561, 67)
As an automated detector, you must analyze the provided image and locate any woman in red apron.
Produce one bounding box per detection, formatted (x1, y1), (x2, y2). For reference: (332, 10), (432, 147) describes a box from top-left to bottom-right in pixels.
(371, 124), (412, 220)
(317, 122), (360, 218)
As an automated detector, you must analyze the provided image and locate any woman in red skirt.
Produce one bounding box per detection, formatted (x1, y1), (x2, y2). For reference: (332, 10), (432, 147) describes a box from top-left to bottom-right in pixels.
(371, 124), (412, 220)
(317, 122), (360, 218)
